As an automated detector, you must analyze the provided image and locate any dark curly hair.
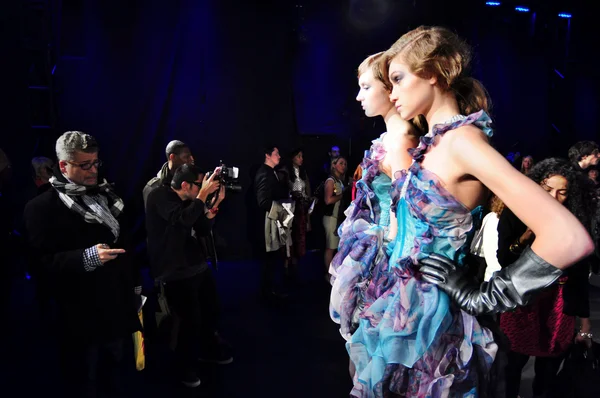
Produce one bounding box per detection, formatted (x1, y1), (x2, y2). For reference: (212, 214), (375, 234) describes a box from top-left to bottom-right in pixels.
(527, 158), (590, 230)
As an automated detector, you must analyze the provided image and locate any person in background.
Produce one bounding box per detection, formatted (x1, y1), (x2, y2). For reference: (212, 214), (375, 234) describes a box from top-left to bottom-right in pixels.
(143, 140), (195, 208)
(351, 164), (362, 201)
(322, 156), (348, 279)
(322, 145), (341, 178)
(23, 131), (141, 397)
(521, 155), (534, 174)
(568, 141), (600, 171)
(254, 145), (289, 301)
(588, 168), (599, 186)
(496, 158), (592, 398)
(469, 195), (504, 282)
(587, 168), (600, 202)
(28, 156), (57, 319)
(145, 164), (230, 388)
(569, 141), (600, 274)
(31, 156), (54, 194)
(285, 148), (311, 284)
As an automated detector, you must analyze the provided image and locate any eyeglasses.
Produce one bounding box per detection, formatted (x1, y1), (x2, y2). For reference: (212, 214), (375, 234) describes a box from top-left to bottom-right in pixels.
(191, 181), (203, 188)
(66, 159), (102, 170)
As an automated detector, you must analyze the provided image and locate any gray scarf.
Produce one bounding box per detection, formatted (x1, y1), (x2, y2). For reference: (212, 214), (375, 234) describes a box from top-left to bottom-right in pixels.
(49, 175), (124, 241)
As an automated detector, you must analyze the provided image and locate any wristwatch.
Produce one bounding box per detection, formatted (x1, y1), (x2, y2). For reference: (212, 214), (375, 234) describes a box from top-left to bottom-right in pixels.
(509, 239), (524, 254)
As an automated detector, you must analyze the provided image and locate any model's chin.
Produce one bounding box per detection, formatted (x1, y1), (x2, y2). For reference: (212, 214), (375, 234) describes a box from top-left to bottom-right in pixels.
(398, 108), (415, 121)
(364, 109), (379, 118)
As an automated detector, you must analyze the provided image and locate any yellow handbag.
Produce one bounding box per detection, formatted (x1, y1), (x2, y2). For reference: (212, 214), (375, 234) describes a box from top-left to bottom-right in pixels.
(132, 308), (145, 371)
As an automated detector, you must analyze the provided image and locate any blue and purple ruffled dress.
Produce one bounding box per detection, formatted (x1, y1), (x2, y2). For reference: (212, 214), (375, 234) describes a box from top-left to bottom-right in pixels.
(330, 132), (393, 340)
(330, 111), (499, 397)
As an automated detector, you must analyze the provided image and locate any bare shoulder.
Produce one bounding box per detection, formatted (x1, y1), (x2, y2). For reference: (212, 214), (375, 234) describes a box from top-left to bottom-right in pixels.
(384, 126), (420, 151)
(443, 124), (490, 153)
(446, 124), (488, 141)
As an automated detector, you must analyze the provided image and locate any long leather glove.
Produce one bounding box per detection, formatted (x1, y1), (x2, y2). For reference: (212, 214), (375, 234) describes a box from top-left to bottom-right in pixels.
(418, 247), (563, 315)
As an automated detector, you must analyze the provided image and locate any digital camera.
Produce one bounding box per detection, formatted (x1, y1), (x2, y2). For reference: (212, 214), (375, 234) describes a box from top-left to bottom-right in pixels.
(207, 161), (242, 192)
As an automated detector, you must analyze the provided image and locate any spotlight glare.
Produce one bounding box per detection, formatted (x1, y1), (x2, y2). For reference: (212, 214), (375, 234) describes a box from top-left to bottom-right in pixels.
(558, 13), (572, 19)
(515, 6), (530, 12)
(485, 1), (501, 6)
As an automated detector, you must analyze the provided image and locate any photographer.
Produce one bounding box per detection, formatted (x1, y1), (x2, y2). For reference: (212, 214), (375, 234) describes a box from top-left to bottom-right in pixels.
(145, 164), (231, 388)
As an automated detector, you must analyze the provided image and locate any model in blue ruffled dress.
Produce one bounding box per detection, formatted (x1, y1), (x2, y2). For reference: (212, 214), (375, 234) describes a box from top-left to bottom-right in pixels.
(329, 51), (421, 340)
(332, 26), (593, 397)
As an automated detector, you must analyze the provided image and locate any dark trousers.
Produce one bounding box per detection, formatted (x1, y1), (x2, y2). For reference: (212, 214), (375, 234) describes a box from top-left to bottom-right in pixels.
(163, 270), (219, 370)
(60, 337), (125, 398)
(261, 250), (282, 294)
(505, 350), (564, 398)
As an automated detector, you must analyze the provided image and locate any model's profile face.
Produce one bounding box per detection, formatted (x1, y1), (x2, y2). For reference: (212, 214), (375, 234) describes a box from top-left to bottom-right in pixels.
(388, 57), (435, 121)
(356, 69), (393, 118)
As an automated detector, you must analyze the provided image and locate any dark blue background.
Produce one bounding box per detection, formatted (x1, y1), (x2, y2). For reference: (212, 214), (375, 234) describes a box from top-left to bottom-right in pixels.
(2, 0), (598, 258)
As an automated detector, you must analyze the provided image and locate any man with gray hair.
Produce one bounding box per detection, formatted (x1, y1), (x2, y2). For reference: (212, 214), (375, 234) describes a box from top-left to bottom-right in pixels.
(23, 131), (141, 397)
(143, 139), (195, 207)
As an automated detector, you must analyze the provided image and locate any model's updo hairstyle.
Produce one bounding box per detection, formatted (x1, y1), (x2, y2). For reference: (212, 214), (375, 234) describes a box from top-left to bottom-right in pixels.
(357, 52), (427, 136)
(357, 52), (389, 90)
(382, 26), (491, 117)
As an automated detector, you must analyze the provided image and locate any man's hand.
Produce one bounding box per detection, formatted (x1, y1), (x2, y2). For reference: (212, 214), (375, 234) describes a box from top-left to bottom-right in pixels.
(197, 168), (221, 203)
(96, 244), (126, 264)
(575, 318), (593, 348)
(215, 184), (226, 204)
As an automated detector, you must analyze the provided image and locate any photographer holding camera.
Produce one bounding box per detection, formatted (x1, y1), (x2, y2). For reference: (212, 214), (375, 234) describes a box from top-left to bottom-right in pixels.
(145, 164), (232, 388)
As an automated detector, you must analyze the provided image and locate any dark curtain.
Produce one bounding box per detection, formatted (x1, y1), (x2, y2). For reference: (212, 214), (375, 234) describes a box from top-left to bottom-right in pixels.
(3, 0), (598, 261)
(55, 0), (298, 258)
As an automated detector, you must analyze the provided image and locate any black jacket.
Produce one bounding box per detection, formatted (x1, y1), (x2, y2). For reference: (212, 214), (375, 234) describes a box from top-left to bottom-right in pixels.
(497, 207), (590, 318)
(23, 186), (141, 343)
(145, 185), (212, 282)
(254, 164), (288, 213)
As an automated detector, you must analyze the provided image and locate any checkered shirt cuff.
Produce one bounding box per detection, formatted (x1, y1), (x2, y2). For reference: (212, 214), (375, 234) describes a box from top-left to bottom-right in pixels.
(83, 246), (103, 271)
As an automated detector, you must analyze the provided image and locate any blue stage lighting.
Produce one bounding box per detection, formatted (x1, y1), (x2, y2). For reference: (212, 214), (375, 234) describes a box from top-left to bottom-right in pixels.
(515, 6), (530, 12)
(558, 13), (572, 19)
(486, 2), (501, 6)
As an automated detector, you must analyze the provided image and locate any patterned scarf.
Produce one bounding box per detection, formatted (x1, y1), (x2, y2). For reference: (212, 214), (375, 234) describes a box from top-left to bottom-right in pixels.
(49, 175), (124, 241)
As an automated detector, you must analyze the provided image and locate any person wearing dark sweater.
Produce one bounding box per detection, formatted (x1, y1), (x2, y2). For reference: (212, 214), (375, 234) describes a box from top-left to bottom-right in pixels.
(23, 132), (141, 398)
(145, 163), (230, 388)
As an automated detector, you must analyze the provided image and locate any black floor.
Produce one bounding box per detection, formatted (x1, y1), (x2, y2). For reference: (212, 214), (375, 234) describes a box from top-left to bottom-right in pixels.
(0, 252), (353, 397)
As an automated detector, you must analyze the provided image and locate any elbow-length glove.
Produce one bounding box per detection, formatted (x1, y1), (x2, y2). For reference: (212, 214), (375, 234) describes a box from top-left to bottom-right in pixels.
(418, 247), (563, 315)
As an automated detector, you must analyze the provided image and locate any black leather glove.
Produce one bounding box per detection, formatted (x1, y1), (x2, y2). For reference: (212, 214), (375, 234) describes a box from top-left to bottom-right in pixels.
(418, 247), (563, 315)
